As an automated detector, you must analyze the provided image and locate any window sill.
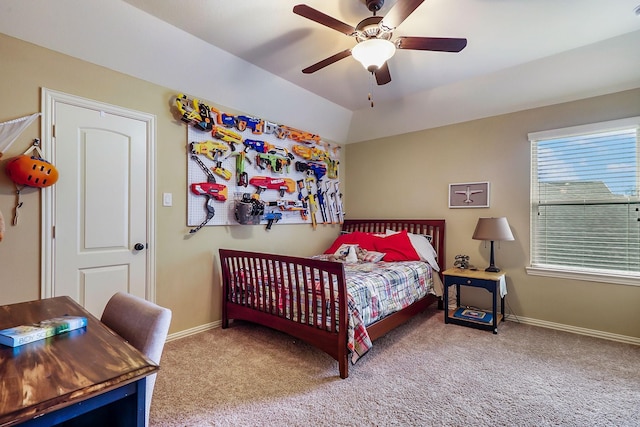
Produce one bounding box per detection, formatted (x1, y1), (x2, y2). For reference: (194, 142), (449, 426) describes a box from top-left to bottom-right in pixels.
(526, 266), (640, 287)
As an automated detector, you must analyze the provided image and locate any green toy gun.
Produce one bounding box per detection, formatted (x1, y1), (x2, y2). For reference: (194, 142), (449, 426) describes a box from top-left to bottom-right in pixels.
(255, 152), (292, 174)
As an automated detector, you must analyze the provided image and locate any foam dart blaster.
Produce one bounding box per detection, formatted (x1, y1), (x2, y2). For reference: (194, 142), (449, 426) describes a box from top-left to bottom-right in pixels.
(296, 179), (309, 215)
(227, 150), (251, 187)
(190, 182), (228, 202)
(304, 177), (318, 229)
(243, 138), (274, 154)
(326, 158), (339, 180)
(295, 161), (327, 181)
(236, 115), (264, 134)
(275, 125), (321, 145)
(211, 125), (242, 151)
(324, 181), (336, 224)
(263, 212), (283, 230)
(317, 140), (342, 157)
(292, 145), (330, 162)
(249, 176), (296, 197)
(217, 112), (237, 128)
(262, 121), (279, 135)
(255, 152), (292, 174)
(190, 155), (228, 202)
(266, 199), (308, 221)
(212, 161), (232, 181)
(190, 145), (231, 180)
(190, 140), (229, 162)
(175, 94), (215, 132)
(333, 181), (344, 224)
(315, 183), (329, 224)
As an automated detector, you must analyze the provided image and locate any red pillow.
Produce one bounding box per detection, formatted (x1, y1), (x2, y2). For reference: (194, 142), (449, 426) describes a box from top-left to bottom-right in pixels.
(374, 230), (420, 262)
(323, 232), (379, 254)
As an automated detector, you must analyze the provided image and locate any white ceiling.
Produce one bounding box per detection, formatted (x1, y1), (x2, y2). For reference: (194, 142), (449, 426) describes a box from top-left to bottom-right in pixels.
(1, 0), (639, 143)
(121, 0), (640, 111)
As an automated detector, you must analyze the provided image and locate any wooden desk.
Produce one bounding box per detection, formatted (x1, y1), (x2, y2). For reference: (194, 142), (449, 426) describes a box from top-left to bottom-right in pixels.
(0, 296), (158, 427)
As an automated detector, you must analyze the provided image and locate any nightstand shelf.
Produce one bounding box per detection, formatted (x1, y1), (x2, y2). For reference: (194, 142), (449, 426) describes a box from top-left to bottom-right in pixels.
(447, 309), (504, 326)
(443, 268), (506, 334)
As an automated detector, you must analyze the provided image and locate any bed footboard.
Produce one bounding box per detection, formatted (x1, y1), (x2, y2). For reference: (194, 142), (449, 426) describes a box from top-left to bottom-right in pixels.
(219, 249), (351, 378)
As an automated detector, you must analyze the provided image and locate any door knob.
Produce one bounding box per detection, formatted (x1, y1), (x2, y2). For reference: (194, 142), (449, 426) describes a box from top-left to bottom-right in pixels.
(134, 243), (145, 251)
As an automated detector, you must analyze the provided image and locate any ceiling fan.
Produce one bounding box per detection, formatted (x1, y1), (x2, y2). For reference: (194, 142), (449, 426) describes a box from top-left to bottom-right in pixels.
(293, 0), (467, 85)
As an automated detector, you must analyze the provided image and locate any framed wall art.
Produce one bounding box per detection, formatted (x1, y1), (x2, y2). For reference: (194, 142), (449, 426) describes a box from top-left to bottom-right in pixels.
(448, 181), (490, 208)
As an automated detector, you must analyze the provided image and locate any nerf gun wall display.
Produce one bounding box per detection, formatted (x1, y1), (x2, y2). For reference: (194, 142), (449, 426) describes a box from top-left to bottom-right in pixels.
(175, 93), (342, 230)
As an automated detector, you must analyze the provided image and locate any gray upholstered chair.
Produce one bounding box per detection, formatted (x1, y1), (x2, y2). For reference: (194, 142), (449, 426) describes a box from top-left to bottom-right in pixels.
(101, 292), (172, 426)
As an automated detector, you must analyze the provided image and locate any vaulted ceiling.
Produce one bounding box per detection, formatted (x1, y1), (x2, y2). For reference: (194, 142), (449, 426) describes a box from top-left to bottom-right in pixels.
(1, 1), (639, 143)
(123, 0), (640, 112)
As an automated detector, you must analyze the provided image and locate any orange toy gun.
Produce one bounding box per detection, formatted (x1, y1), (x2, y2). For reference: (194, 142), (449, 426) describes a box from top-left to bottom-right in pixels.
(275, 126), (321, 145)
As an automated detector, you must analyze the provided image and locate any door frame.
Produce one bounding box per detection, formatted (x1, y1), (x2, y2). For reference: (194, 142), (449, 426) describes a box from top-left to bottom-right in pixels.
(40, 88), (157, 302)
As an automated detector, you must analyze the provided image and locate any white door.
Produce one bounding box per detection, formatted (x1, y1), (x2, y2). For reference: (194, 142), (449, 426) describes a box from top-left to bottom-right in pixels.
(41, 89), (156, 318)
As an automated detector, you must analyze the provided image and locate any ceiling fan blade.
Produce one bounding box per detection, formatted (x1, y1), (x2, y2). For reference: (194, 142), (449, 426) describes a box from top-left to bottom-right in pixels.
(381, 0), (425, 29)
(293, 4), (356, 36)
(396, 36), (467, 52)
(302, 49), (353, 74)
(374, 62), (391, 85)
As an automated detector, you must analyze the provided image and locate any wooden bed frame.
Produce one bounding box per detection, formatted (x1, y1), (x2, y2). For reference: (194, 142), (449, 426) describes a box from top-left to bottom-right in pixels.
(219, 219), (445, 378)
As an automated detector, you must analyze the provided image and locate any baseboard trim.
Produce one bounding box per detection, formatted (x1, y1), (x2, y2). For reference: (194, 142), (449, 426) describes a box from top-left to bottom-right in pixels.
(166, 316), (639, 346)
(505, 314), (640, 346)
(166, 320), (221, 342)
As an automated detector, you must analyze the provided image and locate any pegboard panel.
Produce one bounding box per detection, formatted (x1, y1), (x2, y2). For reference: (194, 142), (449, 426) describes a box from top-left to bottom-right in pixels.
(178, 94), (342, 231)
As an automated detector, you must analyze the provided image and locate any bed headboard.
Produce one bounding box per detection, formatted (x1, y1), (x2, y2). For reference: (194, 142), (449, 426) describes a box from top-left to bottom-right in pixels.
(341, 219), (446, 273)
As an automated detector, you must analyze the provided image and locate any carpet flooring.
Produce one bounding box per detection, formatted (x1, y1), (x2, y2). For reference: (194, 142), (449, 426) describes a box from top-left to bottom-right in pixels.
(150, 308), (640, 426)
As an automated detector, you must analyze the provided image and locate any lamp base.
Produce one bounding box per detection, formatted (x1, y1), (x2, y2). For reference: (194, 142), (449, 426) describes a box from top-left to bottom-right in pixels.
(485, 265), (501, 273)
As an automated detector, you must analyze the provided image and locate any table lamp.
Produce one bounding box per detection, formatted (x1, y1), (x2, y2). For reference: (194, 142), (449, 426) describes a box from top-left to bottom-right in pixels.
(472, 217), (514, 272)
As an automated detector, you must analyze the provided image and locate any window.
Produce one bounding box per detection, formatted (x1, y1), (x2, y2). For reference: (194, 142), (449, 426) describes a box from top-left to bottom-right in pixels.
(528, 117), (640, 285)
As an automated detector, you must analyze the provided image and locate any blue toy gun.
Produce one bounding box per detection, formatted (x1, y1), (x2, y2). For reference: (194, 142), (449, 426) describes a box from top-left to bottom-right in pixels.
(264, 212), (283, 230)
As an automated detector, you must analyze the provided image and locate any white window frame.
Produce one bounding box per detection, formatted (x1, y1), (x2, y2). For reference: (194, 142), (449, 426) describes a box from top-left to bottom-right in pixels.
(526, 116), (640, 287)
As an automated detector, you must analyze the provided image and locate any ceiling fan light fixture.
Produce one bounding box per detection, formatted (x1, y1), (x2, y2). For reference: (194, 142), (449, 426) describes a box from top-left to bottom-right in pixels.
(351, 38), (396, 72)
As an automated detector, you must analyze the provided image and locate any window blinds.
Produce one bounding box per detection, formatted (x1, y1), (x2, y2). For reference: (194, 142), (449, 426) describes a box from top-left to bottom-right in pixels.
(530, 121), (640, 274)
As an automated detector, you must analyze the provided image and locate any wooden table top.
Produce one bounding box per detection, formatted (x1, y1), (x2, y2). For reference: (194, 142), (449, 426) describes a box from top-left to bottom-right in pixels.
(442, 267), (505, 281)
(0, 296), (158, 426)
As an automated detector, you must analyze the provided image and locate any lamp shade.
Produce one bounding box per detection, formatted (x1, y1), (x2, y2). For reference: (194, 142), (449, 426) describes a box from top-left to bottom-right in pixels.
(472, 217), (514, 242)
(351, 38), (396, 72)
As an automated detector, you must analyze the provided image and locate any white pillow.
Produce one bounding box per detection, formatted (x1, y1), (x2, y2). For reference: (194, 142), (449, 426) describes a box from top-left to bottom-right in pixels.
(386, 229), (439, 271)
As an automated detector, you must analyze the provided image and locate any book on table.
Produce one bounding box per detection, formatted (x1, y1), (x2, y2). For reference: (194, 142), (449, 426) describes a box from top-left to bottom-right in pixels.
(452, 307), (493, 324)
(0, 316), (88, 347)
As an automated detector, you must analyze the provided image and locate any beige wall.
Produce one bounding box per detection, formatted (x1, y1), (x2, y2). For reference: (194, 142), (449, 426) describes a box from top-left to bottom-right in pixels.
(0, 34), (342, 334)
(2, 32), (638, 341)
(345, 88), (640, 339)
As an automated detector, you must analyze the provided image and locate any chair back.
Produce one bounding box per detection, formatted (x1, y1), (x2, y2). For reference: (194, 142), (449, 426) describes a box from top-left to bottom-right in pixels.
(101, 292), (171, 425)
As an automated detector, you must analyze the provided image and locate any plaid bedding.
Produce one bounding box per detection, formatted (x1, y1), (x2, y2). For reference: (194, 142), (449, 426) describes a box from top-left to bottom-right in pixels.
(345, 261), (435, 362)
(230, 260), (435, 364)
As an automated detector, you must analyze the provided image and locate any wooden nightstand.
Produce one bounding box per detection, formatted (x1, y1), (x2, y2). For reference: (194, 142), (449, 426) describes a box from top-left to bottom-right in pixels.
(443, 268), (506, 334)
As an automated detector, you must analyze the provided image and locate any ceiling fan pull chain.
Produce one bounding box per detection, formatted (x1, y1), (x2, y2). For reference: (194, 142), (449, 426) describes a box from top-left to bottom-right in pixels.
(368, 73), (375, 108)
